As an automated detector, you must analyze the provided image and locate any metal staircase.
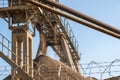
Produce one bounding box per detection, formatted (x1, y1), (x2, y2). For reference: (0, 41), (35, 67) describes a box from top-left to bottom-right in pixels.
(0, 0), (81, 78)
(34, 8), (80, 72)
(0, 33), (33, 80)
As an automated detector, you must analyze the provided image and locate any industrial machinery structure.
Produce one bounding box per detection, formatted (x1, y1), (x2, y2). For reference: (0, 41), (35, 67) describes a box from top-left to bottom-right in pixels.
(0, 0), (120, 80)
(0, 0), (81, 80)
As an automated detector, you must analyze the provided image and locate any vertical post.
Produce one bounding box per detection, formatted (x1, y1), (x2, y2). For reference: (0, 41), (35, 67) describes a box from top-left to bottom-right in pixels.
(17, 40), (22, 66)
(36, 26), (48, 57)
(60, 36), (75, 70)
(11, 32), (18, 80)
(2, 35), (4, 52)
(11, 27), (33, 79)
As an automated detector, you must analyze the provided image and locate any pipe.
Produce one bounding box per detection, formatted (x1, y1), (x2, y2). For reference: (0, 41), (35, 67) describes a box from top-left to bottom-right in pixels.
(27, 0), (120, 39)
(39, 0), (120, 34)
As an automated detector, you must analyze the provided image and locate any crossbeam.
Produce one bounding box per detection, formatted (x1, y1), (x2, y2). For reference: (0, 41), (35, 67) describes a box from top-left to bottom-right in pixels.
(39, 0), (120, 35)
(27, 0), (120, 39)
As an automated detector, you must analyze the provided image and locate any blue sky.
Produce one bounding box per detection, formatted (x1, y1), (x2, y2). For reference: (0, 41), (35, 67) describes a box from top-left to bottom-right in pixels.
(60, 0), (120, 63)
(0, 0), (120, 79)
(59, 0), (120, 78)
(0, 0), (120, 63)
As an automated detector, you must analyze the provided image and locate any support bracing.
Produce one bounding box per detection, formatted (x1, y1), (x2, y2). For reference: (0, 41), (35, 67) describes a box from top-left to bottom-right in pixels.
(11, 26), (33, 79)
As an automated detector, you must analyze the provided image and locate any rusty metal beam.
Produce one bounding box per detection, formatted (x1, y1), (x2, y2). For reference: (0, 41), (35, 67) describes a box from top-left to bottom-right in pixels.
(0, 52), (33, 80)
(0, 5), (31, 11)
(39, 0), (120, 35)
(27, 0), (120, 39)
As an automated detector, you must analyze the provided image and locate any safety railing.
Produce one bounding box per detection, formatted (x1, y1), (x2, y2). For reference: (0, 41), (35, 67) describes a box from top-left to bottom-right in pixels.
(0, 33), (50, 80)
(60, 16), (79, 55)
(0, 33), (12, 57)
(43, 11), (80, 57)
(0, 33), (33, 79)
(45, 11), (80, 57)
(0, 65), (11, 78)
(0, 0), (8, 8)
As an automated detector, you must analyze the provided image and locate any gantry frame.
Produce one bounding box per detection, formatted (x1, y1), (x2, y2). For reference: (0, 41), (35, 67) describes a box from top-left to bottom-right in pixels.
(0, 0), (80, 79)
(1, 0), (120, 80)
